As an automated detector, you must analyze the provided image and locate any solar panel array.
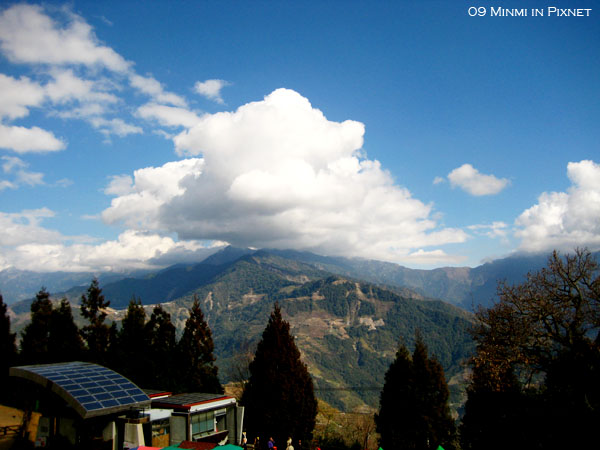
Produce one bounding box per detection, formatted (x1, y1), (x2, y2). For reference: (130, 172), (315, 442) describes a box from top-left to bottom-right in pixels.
(157, 393), (227, 406)
(16, 361), (150, 417)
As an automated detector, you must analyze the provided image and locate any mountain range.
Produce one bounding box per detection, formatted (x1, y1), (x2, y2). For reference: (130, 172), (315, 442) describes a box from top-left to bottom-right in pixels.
(4, 246), (590, 412)
(1, 246), (564, 309)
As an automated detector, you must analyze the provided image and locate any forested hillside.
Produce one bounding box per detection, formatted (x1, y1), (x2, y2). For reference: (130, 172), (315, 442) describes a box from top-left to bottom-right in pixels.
(6, 249), (475, 412)
(142, 252), (474, 411)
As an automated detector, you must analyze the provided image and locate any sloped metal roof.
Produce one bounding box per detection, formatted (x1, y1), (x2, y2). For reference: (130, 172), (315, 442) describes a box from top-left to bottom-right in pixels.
(10, 361), (151, 419)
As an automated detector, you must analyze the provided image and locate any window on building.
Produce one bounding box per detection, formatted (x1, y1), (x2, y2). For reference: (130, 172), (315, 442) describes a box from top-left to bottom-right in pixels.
(191, 411), (214, 438)
(216, 412), (227, 433)
(152, 418), (170, 438)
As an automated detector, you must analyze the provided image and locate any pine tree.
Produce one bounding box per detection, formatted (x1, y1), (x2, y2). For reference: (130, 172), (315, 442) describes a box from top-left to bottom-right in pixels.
(241, 303), (317, 448)
(177, 295), (222, 393)
(20, 288), (54, 364)
(376, 333), (456, 450)
(80, 278), (111, 364)
(411, 334), (456, 450)
(145, 304), (177, 390)
(48, 298), (85, 363)
(0, 293), (17, 378)
(375, 344), (414, 449)
(116, 298), (148, 384)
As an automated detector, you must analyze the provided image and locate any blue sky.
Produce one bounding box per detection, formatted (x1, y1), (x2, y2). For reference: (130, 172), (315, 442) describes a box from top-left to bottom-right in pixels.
(0, 0), (598, 272)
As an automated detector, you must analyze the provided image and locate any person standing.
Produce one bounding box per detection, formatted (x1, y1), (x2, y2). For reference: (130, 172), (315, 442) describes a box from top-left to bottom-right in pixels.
(286, 437), (294, 450)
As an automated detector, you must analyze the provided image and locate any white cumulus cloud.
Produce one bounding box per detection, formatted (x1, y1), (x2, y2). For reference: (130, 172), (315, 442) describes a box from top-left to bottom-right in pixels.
(0, 124), (65, 153)
(515, 160), (600, 252)
(0, 4), (130, 71)
(0, 208), (223, 272)
(103, 89), (467, 263)
(0, 74), (46, 120)
(102, 159), (204, 230)
(194, 79), (230, 104)
(447, 163), (510, 196)
(45, 68), (118, 105)
(0, 208), (61, 247)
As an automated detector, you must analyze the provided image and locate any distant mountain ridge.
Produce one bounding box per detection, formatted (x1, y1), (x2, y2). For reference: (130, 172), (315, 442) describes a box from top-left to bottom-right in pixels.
(4, 246), (595, 310)
(0, 267), (154, 304)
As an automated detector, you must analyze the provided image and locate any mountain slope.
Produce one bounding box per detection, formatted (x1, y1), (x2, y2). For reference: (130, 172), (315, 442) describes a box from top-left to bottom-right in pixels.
(263, 248), (589, 309)
(7, 248), (474, 412)
(156, 253), (474, 411)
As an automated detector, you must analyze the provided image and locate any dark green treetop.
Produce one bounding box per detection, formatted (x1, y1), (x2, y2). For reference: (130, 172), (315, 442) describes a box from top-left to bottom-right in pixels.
(0, 293), (16, 377)
(376, 332), (456, 450)
(145, 304), (178, 390)
(48, 298), (85, 363)
(20, 287), (54, 364)
(116, 298), (148, 384)
(177, 295), (222, 394)
(80, 278), (111, 364)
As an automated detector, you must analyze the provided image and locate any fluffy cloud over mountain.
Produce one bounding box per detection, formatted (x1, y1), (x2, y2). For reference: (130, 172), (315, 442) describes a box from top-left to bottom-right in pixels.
(103, 89), (468, 262)
(515, 160), (600, 252)
(0, 208), (221, 272)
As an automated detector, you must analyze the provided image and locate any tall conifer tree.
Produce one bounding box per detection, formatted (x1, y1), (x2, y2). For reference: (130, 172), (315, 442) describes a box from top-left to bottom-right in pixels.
(459, 360), (530, 450)
(411, 335), (456, 449)
(117, 298), (148, 384)
(145, 304), (177, 390)
(376, 333), (456, 450)
(48, 298), (85, 363)
(80, 278), (111, 364)
(376, 344), (414, 449)
(0, 293), (16, 379)
(20, 288), (54, 364)
(177, 295), (222, 393)
(241, 303), (317, 448)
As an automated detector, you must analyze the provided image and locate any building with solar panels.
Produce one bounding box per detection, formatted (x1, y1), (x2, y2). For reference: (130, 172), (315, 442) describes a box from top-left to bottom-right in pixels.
(7, 361), (245, 449)
(9, 361), (152, 449)
(148, 392), (244, 447)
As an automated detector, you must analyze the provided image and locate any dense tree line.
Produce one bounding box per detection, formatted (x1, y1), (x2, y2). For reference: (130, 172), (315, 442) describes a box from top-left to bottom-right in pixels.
(2, 280), (222, 395)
